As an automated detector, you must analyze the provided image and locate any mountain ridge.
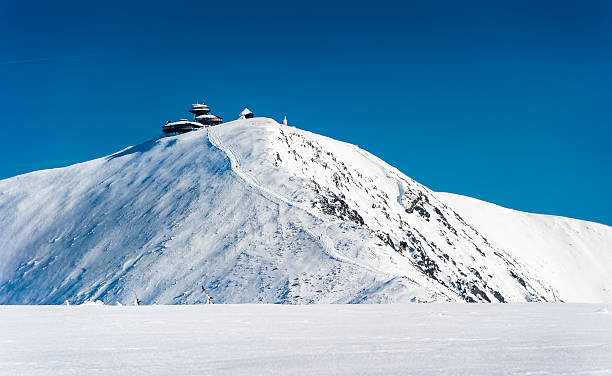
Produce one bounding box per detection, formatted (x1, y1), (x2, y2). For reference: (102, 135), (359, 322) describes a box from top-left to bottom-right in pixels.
(1, 118), (610, 304)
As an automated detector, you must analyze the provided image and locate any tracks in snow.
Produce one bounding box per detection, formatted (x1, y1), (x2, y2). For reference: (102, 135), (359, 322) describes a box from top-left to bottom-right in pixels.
(207, 126), (301, 210)
(206, 125), (386, 276)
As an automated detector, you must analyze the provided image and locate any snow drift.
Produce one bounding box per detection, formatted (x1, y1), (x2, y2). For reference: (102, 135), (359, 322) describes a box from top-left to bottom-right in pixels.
(0, 118), (610, 304)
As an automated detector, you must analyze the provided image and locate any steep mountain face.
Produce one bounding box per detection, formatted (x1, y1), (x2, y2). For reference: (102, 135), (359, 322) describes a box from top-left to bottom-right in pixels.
(0, 118), (610, 304)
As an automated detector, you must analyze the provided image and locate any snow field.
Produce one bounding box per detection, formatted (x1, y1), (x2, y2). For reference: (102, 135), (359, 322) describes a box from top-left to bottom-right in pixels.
(0, 304), (611, 376)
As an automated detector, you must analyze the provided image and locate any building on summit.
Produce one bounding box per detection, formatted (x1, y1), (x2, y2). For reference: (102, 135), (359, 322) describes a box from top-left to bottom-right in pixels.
(162, 102), (223, 134)
(238, 108), (254, 119)
(189, 103), (223, 127)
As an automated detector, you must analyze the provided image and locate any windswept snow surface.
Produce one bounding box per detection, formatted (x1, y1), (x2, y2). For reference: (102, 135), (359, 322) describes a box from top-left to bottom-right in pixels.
(0, 304), (611, 376)
(0, 118), (611, 304)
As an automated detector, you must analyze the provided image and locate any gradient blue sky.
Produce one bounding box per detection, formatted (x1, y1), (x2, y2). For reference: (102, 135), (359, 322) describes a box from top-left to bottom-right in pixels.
(1, 0), (611, 225)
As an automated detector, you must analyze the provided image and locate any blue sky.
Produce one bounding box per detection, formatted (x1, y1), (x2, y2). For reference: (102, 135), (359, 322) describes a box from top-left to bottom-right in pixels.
(1, 0), (611, 225)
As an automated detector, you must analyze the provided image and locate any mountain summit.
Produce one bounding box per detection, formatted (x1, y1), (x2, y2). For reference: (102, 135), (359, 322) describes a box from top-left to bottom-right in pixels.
(1, 118), (611, 304)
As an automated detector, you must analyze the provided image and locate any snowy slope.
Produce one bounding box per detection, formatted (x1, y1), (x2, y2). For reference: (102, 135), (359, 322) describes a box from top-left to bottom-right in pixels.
(0, 118), (610, 304)
(437, 193), (612, 302)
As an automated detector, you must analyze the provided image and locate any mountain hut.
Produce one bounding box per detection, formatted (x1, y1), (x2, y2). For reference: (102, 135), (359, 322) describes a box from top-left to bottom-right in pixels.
(239, 108), (254, 119)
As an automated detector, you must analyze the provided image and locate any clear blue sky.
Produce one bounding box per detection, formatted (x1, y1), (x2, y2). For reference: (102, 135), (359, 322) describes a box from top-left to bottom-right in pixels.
(1, 0), (611, 225)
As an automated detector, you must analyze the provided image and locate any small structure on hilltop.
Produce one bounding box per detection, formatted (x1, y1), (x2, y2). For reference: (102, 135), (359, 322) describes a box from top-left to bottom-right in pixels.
(238, 108), (254, 119)
(162, 119), (201, 134)
(162, 102), (223, 134)
(190, 103), (223, 127)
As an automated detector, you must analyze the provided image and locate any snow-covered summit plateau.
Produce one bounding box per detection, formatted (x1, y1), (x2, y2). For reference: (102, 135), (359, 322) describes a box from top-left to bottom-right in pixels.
(1, 118), (611, 304)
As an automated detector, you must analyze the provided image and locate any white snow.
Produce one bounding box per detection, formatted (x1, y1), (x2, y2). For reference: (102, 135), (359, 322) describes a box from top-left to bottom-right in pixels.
(0, 117), (611, 304)
(437, 193), (612, 302)
(0, 304), (610, 375)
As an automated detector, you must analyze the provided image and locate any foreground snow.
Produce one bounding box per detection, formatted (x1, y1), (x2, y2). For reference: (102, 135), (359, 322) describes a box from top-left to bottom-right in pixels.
(0, 304), (610, 375)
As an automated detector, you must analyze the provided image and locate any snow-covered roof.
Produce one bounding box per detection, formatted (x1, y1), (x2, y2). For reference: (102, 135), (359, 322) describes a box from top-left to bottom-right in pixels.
(162, 120), (202, 128)
(190, 104), (210, 113)
(195, 114), (220, 120)
(240, 108), (253, 116)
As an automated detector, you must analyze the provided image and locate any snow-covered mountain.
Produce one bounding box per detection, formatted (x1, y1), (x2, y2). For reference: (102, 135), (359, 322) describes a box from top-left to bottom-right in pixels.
(1, 118), (610, 304)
